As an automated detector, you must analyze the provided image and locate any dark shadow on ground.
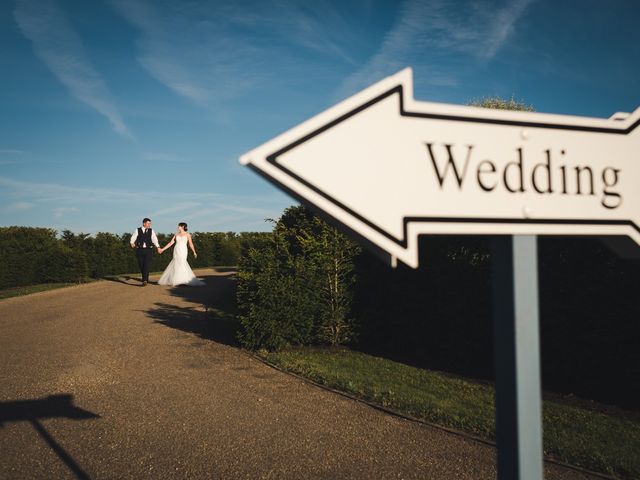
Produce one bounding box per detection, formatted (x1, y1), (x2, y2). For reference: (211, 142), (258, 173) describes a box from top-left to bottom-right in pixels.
(146, 271), (240, 347)
(210, 266), (237, 273)
(102, 275), (144, 286)
(0, 394), (100, 480)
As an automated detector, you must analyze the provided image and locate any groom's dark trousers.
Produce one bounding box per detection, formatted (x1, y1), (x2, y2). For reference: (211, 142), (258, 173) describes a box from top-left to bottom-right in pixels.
(136, 247), (154, 283)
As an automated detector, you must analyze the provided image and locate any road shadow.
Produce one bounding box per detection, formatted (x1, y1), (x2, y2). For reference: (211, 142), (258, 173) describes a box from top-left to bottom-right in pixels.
(146, 271), (240, 347)
(0, 394), (100, 480)
(102, 275), (144, 287)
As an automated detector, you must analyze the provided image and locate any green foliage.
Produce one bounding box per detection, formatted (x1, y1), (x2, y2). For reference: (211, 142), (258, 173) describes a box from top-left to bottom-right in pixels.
(296, 216), (361, 345)
(191, 232), (242, 267)
(237, 206), (361, 350)
(238, 232), (272, 255)
(0, 227), (92, 287)
(0, 226), (253, 290)
(192, 233), (216, 267)
(353, 236), (494, 380)
(266, 347), (640, 479)
(37, 243), (88, 283)
(237, 231), (318, 350)
(83, 232), (140, 277)
(469, 96), (534, 111)
(216, 232), (241, 265)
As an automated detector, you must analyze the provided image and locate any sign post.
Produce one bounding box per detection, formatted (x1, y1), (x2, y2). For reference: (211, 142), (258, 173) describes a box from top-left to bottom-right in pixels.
(240, 68), (639, 479)
(492, 235), (543, 479)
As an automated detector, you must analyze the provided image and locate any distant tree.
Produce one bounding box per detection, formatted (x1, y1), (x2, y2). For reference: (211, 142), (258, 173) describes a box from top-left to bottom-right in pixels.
(469, 96), (534, 111)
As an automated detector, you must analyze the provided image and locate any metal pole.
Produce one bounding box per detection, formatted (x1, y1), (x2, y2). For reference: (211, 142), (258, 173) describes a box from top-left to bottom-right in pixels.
(491, 235), (543, 480)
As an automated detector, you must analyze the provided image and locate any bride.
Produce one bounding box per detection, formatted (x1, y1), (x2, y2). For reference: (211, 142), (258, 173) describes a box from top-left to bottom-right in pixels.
(157, 222), (205, 286)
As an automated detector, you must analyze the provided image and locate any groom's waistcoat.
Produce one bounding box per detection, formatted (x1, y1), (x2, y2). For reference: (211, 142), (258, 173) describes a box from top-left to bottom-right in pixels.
(135, 227), (154, 249)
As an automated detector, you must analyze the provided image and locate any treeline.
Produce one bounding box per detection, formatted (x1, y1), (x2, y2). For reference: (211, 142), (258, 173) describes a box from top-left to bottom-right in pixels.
(0, 227), (267, 289)
(237, 206), (640, 409)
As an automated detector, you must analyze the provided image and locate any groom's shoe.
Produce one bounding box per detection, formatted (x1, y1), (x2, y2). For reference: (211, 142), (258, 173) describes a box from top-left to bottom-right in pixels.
(142, 281), (148, 286)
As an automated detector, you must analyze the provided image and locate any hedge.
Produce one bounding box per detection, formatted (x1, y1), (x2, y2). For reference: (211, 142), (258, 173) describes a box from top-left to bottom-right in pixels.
(0, 227), (265, 289)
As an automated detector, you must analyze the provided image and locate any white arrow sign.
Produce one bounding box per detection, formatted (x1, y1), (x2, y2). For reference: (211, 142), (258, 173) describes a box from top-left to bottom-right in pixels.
(240, 68), (640, 268)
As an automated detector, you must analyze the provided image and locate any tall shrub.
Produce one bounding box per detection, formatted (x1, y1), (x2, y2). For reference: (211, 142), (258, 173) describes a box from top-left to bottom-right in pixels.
(237, 206), (360, 350)
(237, 228), (317, 350)
(297, 216), (360, 345)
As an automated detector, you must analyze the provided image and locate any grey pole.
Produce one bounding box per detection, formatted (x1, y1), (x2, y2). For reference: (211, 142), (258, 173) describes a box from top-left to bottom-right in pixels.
(491, 235), (544, 479)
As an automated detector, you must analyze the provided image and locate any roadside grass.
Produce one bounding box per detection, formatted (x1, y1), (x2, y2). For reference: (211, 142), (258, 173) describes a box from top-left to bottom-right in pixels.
(264, 348), (640, 479)
(0, 281), (96, 300)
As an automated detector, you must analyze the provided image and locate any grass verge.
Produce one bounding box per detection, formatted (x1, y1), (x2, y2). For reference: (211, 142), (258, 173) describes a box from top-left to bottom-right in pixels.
(0, 281), (95, 300)
(265, 348), (639, 479)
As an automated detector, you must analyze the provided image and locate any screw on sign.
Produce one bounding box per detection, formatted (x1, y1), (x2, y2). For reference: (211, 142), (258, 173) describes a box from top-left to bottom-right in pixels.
(240, 68), (639, 479)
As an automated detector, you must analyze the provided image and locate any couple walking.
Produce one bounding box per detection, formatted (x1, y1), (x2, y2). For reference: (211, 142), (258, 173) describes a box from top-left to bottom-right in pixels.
(130, 218), (205, 287)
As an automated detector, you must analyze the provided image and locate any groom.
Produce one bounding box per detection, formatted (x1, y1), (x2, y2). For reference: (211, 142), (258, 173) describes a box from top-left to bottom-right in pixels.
(130, 218), (161, 286)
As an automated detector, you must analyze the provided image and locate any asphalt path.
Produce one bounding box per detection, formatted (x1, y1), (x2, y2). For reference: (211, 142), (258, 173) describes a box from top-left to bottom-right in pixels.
(0, 269), (599, 479)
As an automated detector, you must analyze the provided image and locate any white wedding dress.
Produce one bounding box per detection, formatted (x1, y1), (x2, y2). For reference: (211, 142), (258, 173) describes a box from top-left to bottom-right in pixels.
(158, 235), (205, 287)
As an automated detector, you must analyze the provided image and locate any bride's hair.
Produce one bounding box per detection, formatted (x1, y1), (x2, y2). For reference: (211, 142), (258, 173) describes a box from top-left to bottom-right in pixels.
(178, 222), (188, 232)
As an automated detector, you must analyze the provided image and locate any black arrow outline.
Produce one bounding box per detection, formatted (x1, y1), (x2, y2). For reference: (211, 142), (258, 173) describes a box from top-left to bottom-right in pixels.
(258, 84), (640, 255)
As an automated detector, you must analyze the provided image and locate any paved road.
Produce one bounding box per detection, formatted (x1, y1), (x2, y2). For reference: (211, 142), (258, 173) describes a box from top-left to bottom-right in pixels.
(0, 269), (599, 479)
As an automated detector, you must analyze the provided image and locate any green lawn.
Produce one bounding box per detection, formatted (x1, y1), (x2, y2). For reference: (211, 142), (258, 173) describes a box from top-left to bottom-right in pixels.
(265, 348), (640, 479)
(0, 282), (91, 300)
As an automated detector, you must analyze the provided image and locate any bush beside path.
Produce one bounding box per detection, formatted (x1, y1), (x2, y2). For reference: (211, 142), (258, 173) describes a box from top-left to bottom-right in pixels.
(0, 271), (599, 479)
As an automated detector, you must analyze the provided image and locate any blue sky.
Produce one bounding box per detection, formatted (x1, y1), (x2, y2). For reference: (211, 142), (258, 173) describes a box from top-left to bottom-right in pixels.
(1, 0), (639, 234)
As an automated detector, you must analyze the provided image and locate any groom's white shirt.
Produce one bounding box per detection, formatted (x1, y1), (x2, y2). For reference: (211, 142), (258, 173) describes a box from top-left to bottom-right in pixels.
(130, 228), (160, 248)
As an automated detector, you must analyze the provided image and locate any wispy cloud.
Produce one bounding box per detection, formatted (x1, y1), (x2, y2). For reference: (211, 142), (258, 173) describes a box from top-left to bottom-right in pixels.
(2, 202), (34, 212)
(109, 0), (363, 108)
(262, 2), (359, 65)
(53, 207), (79, 218)
(149, 202), (202, 218)
(14, 0), (133, 138)
(336, 0), (535, 99)
(0, 176), (282, 206)
(0, 176), (289, 233)
(0, 176), (146, 203)
(181, 202), (274, 223)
